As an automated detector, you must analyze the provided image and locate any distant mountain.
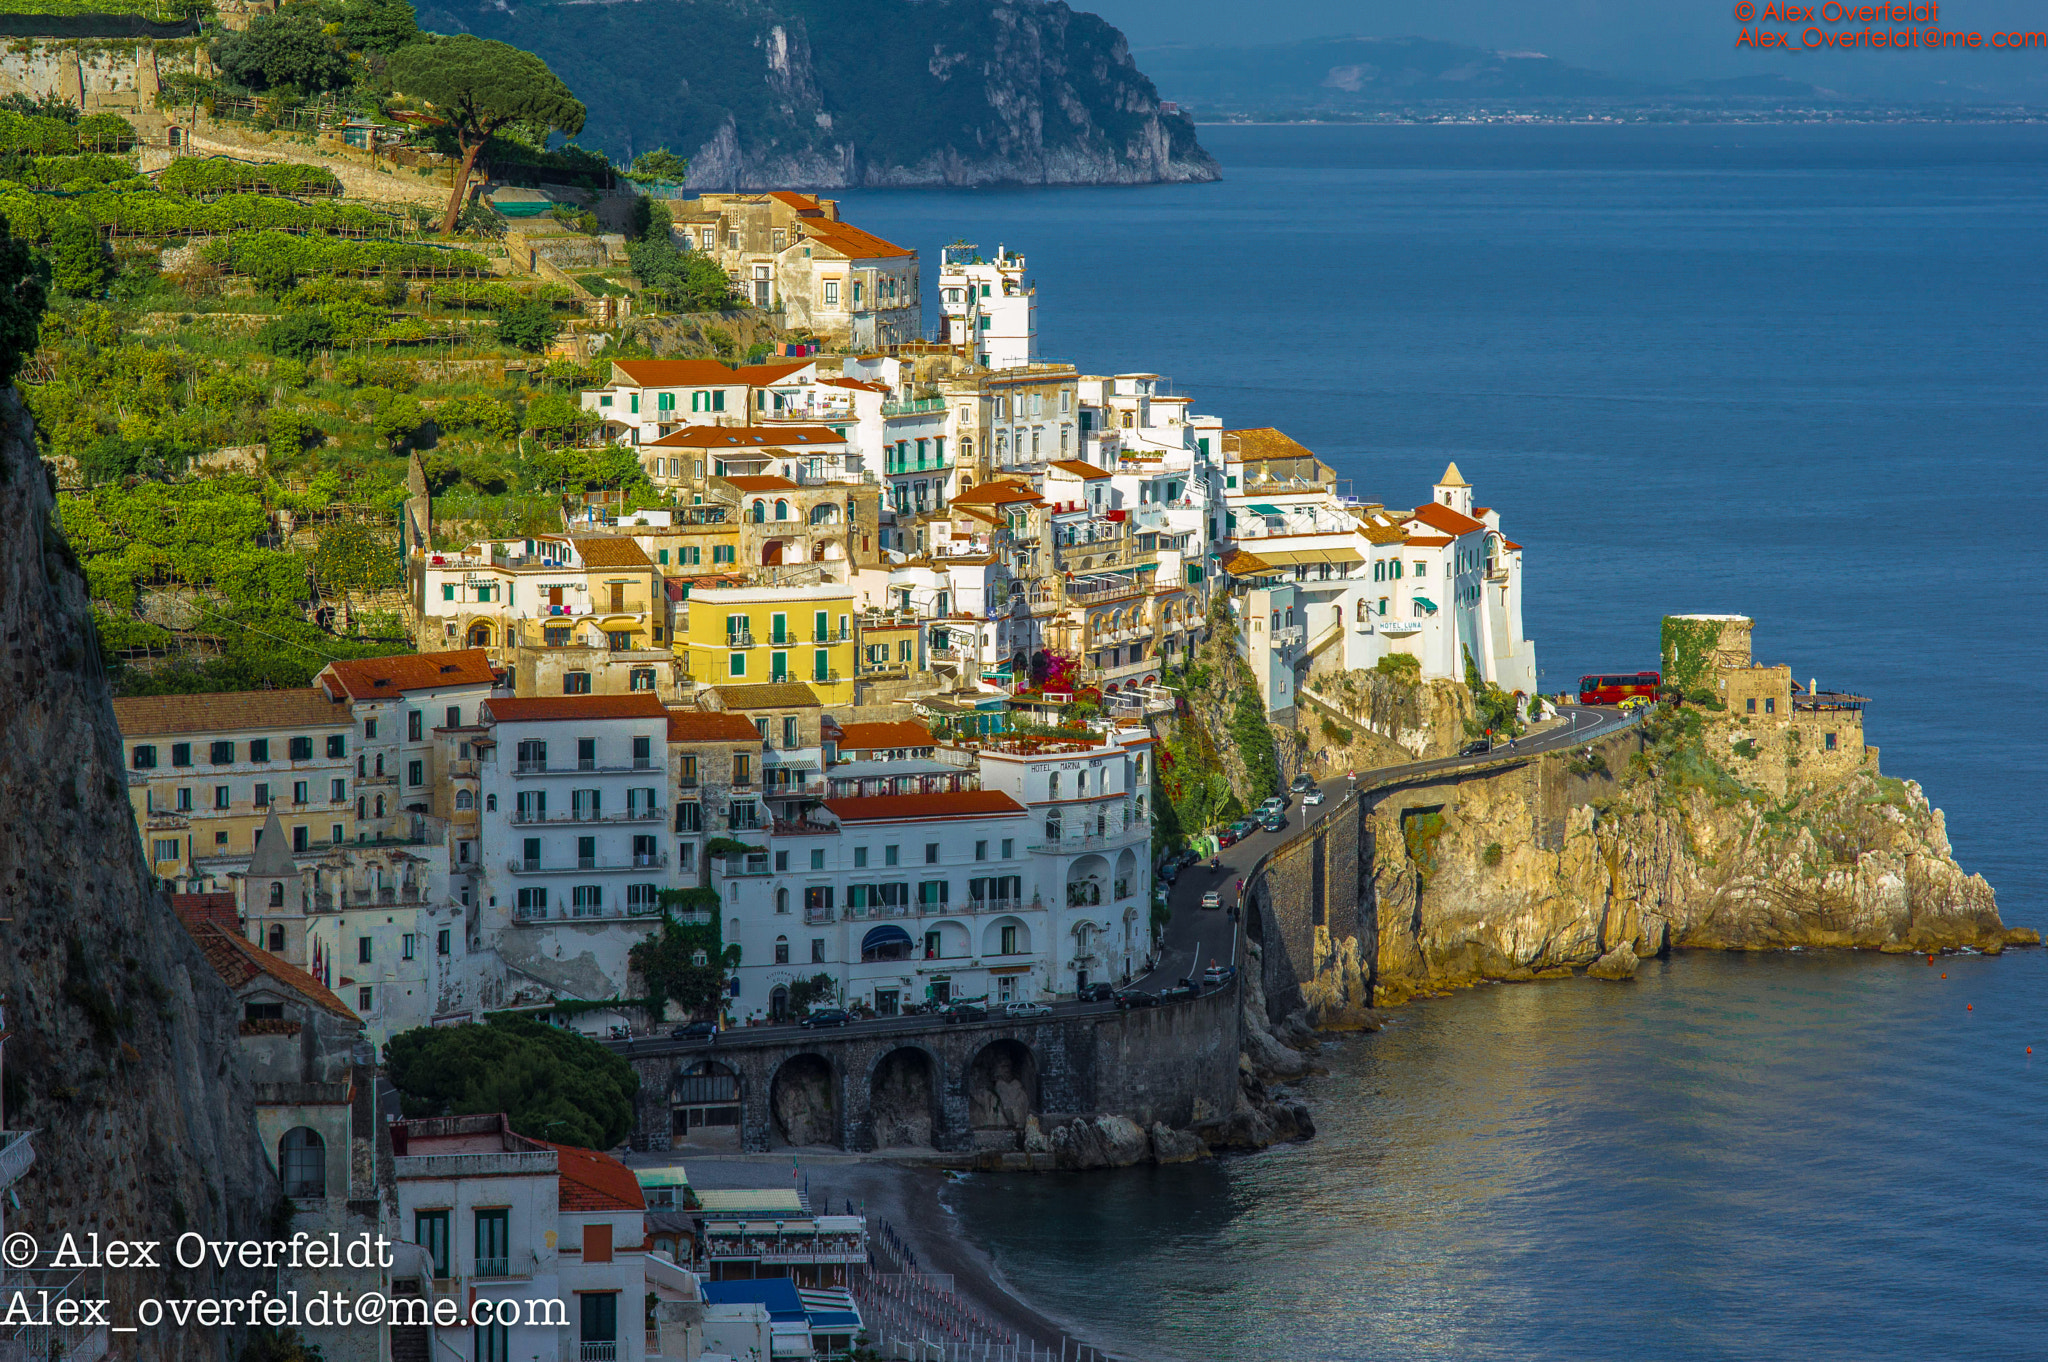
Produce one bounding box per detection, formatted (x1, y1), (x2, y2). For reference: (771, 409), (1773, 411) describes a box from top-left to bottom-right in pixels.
(414, 0), (1218, 189)
(1135, 35), (1833, 111)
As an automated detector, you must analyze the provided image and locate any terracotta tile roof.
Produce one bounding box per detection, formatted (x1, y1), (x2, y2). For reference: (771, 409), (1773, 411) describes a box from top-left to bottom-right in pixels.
(1222, 549), (1279, 576)
(835, 720), (932, 750)
(767, 191), (825, 215)
(572, 536), (654, 570)
(185, 921), (360, 1022)
(1048, 460), (1111, 481)
(948, 480), (1041, 507)
(1223, 428), (1318, 462)
(482, 694), (670, 724)
(713, 683), (821, 710)
(649, 426), (845, 449)
(170, 893), (238, 934)
(114, 688), (353, 738)
(535, 1139), (646, 1210)
(819, 377), (888, 393)
(1503, 539), (1523, 551)
(798, 217), (913, 261)
(609, 359), (751, 388)
(1354, 509), (1409, 545)
(723, 475), (799, 492)
(666, 710), (763, 743)
(319, 649), (498, 700)
(822, 790), (1027, 823)
(1406, 502), (1488, 537)
(731, 361), (814, 385)
(1404, 535), (1454, 547)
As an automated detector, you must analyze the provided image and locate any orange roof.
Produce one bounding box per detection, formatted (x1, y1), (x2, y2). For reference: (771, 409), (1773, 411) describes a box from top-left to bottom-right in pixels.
(534, 1139), (646, 1211)
(319, 649), (498, 700)
(1503, 539), (1523, 551)
(798, 217), (913, 261)
(767, 191), (826, 215)
(666, 710), (763, 743)
(835, 720), (933, 750)
(823, 790), (1027, 823)
(1404, 535), (1454, 547)
(115, 688), (352, 737)
(571, 536), (654, 570)
(1222, 549), (1278, 576)
(820, 377), (888, 393)
(483, 694), (670, 724)
(1406, 502), (1488, 537)
(608, 359), (811, 389)
(185, 922), (360, 1022)
(948, 480), (1041, 507)
(1223, 428), (1319, 462)
(723, 475), (799, 492)
(1048, 460), (1111, 481)
(649, 426), (845, 449)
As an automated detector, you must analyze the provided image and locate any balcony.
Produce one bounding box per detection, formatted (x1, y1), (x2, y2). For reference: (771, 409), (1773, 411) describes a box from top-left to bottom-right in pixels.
(844, 902), (913, 920)
(1272, 625), (1306, 649)
(145, 811), (189, 831)
(579, 1344), (619, 1362)
(881, 395), (947, 416)
(804, 906), (835, 925)
(811, 627), (853, 643)
(505, 854), (668, 875)
(725, 630), (757, 648)
(513, 763), (662, 777)
(509, 808), (665, 826)
(394, 1150), (557, 1180)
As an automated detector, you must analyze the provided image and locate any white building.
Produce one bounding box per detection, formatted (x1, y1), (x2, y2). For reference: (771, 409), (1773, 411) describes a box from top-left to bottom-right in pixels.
(579, 358), (819, 446)
(475, 695), (675, 1004)
(390, 1114), (661, 1362)
(937, 243), (1035, 369)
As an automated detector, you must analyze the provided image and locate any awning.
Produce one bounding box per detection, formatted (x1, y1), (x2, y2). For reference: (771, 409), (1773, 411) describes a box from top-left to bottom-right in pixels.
(1413, 596), (1439, 612)
(861, 925), (912, 952)
(1248, 504), (1286, 516)
(1250, 546), (1364, 567)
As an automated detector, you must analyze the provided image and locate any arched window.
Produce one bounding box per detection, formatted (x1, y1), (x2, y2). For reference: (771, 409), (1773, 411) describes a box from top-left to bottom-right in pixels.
(751, 500), (767, 523)
(775, 499), (790, 521)
(485, 793), (497, 812)
(279, 1127), (325, 1199)
(374, 795), (385, 818)
(776, 887), (789, 914)
(455, 789), (474, 810)
(1049, 772), (1060, 799)
(1356, 597), (1370, 623)
(268, 882), (285, 908)
(267, 924), (285, 951)
(774, 935), (790, 964)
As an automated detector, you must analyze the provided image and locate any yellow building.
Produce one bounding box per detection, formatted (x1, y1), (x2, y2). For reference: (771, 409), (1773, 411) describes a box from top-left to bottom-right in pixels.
(112, 690), (358, 879)
(677, 583), (857, 704)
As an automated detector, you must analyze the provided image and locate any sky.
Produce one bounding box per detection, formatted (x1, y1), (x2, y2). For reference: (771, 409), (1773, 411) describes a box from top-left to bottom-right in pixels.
(1091, 0), (2048, 100)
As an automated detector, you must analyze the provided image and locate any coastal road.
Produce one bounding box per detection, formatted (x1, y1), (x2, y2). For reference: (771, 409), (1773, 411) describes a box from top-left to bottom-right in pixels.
(1137, 703), (1643, 993)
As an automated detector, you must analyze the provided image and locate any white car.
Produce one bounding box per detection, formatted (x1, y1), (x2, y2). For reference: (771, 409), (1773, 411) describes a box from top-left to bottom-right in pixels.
(1005, 1000), (1052, 1019)
(1202, 890), (1222, 910)
(1302, 789), (1325, 805)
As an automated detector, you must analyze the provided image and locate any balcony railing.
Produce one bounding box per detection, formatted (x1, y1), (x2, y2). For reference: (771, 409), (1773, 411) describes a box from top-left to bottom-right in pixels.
(725, 630), (756, 648)
(394, 1151), (556, 1180)
(881, 395), (947, 416)
(506, 854), (668, 874)
(579, 1344), (619, 1362)
(510, 809), (665, 826)
(475, 1257), (510, 1278)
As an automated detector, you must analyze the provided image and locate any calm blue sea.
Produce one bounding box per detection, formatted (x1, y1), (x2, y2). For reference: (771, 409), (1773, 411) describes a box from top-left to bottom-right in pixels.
(834, 124), (2048, 1360)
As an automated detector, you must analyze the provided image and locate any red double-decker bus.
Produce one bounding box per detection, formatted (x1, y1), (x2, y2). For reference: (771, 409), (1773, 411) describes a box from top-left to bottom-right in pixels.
(1578, 671), (1661, 705)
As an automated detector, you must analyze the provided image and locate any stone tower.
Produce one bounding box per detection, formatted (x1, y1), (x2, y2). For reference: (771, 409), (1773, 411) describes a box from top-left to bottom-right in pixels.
(243, 809), (306, 964)
(1433, 461), (1473, 517)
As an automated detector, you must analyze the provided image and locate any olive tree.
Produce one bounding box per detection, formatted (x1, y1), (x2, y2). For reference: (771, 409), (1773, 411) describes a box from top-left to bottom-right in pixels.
(386, 36), (586, 235)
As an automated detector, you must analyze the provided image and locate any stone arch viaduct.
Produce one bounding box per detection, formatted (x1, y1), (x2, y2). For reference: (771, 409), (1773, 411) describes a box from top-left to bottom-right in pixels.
(623, 986), (1240, 1153)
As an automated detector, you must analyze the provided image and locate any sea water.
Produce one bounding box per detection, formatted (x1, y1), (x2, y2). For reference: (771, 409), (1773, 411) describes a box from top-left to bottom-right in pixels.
(834, 124), (2048, 1360)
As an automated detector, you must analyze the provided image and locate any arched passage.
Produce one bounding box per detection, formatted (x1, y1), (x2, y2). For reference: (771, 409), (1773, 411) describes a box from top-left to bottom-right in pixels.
(769, 1053), (838, 1147)
(966, 1039), (1038, 1136)
(671, 1059), (741, 1144)
(868, 1046), (938, 1149)
(466, 621), (494, 648)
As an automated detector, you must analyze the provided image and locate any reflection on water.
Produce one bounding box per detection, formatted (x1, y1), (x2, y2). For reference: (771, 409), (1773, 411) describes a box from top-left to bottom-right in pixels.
(946, 953), (2048, 1362)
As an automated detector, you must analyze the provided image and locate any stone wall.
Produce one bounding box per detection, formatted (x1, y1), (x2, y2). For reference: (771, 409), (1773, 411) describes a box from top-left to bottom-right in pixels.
(0, 389), (275, 1358)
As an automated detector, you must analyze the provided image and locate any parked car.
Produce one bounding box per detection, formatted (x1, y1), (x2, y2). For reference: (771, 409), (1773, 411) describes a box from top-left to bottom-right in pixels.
(1216, 825), (1242, 848)
(1258, 795), (1288, 816)
(1230, 818), (1260, 840)
(1459, 739), (1493, 757)
(1115, 990), (1160, 1010)
(1302, 789), (1325, 806)
(1005, 1001), (1053, 1019)
(670, 1020), (719, 1040)
(1260, 813), (1286, 833)
(1202, 964), (1236, 986)
(1202, 890), (1222, 910)
(1290, 773), (1317, 793)
(1157, 984), (1198, 1003)
(1077, 982), (1118, 1003)
(799, 1008), (851, 1029)
(943, 1002), (989, 1024)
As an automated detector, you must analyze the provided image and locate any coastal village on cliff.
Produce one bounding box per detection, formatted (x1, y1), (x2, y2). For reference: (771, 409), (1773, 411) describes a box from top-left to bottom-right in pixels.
(0, 7), (2026, 1362)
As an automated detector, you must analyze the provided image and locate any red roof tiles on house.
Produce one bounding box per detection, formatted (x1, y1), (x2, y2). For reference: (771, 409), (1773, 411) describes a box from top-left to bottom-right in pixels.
(648, 426), (846, 449)
(723, 475), (800, 492)
(798, 217), (914, 261)
(1048, 460), (1112, 481)
(535, 1139), (647, 1212)
(822, 791), (1027, 823)
(608, 359), (811, 389)
(483, 695), (670, 724)
(1406, 502), (1488, 537)
(835, 720), (933, 750)
(184, 922), (361, 1022)
(170, 893), (239, 935)
(115, 689), (353, 737)
(319, 649), (498, 700)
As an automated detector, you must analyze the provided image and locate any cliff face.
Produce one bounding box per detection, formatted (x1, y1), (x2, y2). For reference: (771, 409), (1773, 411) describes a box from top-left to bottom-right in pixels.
(1299, 666), (1475, 768)
(0, 389), (272, 1353)
(1327, 722), (2029, 1017)
(413, 0), (1221, 188)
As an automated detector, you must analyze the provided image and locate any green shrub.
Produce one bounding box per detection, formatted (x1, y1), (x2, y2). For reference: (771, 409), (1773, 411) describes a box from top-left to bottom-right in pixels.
(46, 212), (107, 298)
(1373, 652), (1421, 683)
(1483, 842), (1503, 866)
(158, 158), (343, 198)
(255, 309), (334, 360)
(494, 297), (559, 353)
(265, 408), (319, 456)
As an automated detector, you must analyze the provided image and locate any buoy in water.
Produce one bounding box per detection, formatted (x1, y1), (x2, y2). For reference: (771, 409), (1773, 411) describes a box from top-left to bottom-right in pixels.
(1967, 1004), (1974, 1012)
(1941, 973), (1947, 979)
(1928, 955), (1936, 964)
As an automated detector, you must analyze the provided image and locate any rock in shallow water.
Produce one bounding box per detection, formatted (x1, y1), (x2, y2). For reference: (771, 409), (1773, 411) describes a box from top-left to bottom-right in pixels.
(1587, 942), (1641, 981)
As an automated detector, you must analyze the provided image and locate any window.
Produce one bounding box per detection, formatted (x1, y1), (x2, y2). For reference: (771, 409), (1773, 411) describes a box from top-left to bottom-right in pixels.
(775, 850), (790, 872)
(357, 938), (372, 964)
(407, 760), (423, 788)
(885, 844), (899, 867)
(823, 279), (839, 305)
(437, 929), (451, 957)
(776, 887), (789, 914)
(517, 887), (547, 918)
(812, 938), (826, 963)
(775, 936), (790, 964)
(975, 840), (988, 861)
(1746, 698), (1757, 714)
(474, 1209), (509, 1276)
(407, 711), (423, 742)
(151, 838), (178, 863)
(247, 739), (270, 763)
(215, 785), (231, 810)
(676, 802), (702, 832)
(414, 1210), (450, 1277)
(401, 933), (416, 960)
(564, 671), (592, 695)
(1825, 732), (1838, 751)
(730, 651), (746, 678)
(475, 1324), (508, 1362)
(926, 842), (940, 865)
(278, 1127), (325, 1198)
(572, 885), (603, 916)
(131, 744), (157, 770)
(292, 825), (309, 853)
(254, 783), (270, 808)
(326, 735), (346, 758)
(1001, 924), (1020, 955)
(1764, 697), (1776, 714)
(1001, 838), (1014, 858)
(630, 667), (655, 691)
(734, 753), (753, 785)
(176, 787), (193, 811)
(363, 718), (378, 740)
(579, 1293), (617, 1350)
(854, 846), (868, 869)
